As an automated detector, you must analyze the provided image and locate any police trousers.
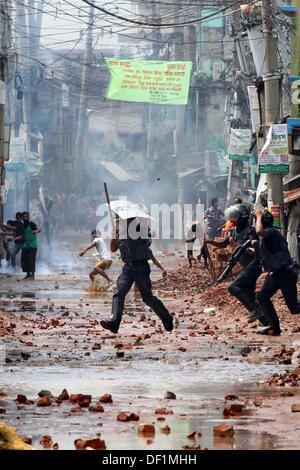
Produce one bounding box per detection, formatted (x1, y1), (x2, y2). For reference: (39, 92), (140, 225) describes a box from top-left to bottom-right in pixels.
(111, 261), (171, 327)
(228, 261), (262, 315)
(257, 266), (300, 331)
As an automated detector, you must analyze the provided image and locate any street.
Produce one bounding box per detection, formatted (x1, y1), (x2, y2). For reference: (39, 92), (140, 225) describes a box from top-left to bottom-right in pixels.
(1, 0), (300, 456)
(1, 241), (300, 450)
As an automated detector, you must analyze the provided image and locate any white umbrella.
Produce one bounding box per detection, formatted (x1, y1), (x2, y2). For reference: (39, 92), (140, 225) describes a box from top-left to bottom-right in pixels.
(109, 200), (152, 220)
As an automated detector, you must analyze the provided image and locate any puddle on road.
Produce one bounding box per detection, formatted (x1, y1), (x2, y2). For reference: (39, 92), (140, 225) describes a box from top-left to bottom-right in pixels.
(0, 285), (291, 450)
(0, 290), (110, 316)
(0, 290), (104, 300)
(0, 288), (175, 321)
(0, 361), (287, 450)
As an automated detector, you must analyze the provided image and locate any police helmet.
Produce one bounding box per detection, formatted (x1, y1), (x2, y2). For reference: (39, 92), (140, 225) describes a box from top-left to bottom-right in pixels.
(225, 204), (249, 224)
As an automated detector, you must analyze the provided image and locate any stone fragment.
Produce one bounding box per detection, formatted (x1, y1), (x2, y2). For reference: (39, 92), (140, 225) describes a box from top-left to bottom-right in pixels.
(99, 394), (113, 403)
(164, 391), (176, 400)
(213, 425), (234, 438)
(37, 396), (52, 407)
(291, 404), (300, 413)
(138, 423), (155, 437)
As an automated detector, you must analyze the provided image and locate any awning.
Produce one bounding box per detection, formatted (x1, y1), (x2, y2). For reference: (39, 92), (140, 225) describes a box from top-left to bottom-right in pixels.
(284, 188), (300, 204)
(283, 174), (300, 187)
(99, 160), (141, 182)
(208, 174), (228, 184)
(178, 166), (205, 179)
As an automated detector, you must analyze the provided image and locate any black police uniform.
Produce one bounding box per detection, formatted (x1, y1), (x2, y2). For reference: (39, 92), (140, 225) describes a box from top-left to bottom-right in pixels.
(104, 221), (173, 333)
(227, 225), (263, 321)
(257, 227), (300, 334)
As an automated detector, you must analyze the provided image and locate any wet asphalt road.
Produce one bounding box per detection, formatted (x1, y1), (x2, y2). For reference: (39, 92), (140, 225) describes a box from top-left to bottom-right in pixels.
(0, 247), (299, 450)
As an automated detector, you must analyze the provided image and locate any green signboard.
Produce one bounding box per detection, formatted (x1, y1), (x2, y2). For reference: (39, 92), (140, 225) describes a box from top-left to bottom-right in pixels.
(258, 164), (289, 173)
(106, 59), (192, 105)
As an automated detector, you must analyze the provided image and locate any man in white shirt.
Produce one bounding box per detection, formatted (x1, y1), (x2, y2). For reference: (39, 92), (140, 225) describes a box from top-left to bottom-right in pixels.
(79, 229), (112, 286)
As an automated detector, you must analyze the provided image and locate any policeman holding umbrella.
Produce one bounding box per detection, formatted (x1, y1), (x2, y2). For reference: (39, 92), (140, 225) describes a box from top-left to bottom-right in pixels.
(100, 200), (173, 334)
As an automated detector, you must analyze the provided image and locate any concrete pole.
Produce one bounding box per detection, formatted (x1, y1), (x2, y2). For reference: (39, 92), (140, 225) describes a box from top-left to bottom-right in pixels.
(146, 3), (161, 165)
(27, 0), (44, 133)
(261, 0), (284, 231)
(15, 0), (29, 138)
(174, 30), (185, 205)
(73, 2), (94, 191)
(286, 0), (300, 261)
(292, 0), (300, 176)
(0, 1), (6, 252)
(174, 22), (196, 206)
(226, 6), (244, 205)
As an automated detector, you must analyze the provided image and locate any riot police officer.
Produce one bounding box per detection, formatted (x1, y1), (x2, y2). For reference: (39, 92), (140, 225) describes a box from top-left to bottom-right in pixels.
(207, 204), (265, 323)
(100, 217), (173, 334)
(255, 207), (300, 336)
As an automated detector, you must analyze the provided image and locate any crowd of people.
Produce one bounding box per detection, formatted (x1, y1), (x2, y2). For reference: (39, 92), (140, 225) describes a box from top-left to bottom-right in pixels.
(0, 212), (41, 279)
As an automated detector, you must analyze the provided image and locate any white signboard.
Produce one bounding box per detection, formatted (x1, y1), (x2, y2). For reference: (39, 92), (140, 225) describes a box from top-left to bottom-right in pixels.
(228, 129), (251, 161)
(10, 137), (25, 162)
(258, 124), (289, 174)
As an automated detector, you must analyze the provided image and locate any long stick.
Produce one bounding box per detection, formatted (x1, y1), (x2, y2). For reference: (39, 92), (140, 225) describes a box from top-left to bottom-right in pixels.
(103, 182), (115, 228)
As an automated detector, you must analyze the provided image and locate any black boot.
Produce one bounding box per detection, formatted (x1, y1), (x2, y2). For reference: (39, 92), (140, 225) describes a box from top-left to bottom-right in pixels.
(248, 306), (269, 326)
(143, 295), (174, 332)
(256, 301), (281, 335)
(256, 326), (281, 336)
(100, 293), (125, 334)
(161, 314), (173, 332)
(233, 290), (267, 324)
(100, 320), (119, 334)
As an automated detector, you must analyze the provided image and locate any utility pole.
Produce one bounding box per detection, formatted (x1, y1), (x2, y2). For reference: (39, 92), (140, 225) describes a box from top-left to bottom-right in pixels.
(73, 2), (94, 192)
(146, 2), (161, 164)
(0, 1), (6, 254)
(174, 29), (185, 205)
(226, 6), (244, 205)
(28, 1), (44, 134)
(174, 21), (196, 206)
(16, 1), (43, 142)
(15, 0), (29, 136)
(286, 0), (300, 261)
(292, 0), (300, 177)
(261, 0), (284, 230)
